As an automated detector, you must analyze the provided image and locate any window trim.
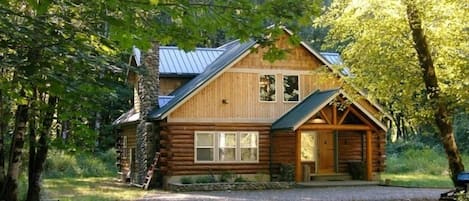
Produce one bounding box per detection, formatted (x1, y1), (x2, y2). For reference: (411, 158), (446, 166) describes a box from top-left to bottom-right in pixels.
(282, 74), (300, 103)
(259, 74), (277, 103)
(194, 132), (216, 162)
(194, 131), (259, 164)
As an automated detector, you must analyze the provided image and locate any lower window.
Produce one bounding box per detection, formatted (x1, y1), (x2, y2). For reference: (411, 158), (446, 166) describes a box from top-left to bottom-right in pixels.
(195, 131), (259, 163)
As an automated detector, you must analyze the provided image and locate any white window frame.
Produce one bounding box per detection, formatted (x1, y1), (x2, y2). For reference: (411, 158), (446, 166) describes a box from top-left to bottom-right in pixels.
(282, 74), (300, 103)
(194, 132), (216, 162)
(259, 74), (277, 102)
(194, 131), (259, 163)
(218, 132), (237, 161)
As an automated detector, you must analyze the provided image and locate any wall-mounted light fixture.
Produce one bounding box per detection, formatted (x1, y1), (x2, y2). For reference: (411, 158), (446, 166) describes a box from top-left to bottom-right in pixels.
(310, 114), (326, 124)
(222, 99), (229, 104)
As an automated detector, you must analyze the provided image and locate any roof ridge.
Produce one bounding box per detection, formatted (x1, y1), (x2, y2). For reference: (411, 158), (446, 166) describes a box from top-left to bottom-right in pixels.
(160, 46), (225, 51)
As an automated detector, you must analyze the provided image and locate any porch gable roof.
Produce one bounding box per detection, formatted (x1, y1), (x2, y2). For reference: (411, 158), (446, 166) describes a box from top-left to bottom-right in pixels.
(271, 89), (388, 131)
(272, 89), (340, 131)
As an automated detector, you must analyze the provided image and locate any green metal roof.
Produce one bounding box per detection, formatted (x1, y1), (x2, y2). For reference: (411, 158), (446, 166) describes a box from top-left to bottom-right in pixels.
(271, 89), (340, 131)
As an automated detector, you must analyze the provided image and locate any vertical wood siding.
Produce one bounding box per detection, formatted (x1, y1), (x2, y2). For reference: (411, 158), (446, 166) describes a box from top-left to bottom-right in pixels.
(159, 77), (192, 95)
(168, 34), (344, 123)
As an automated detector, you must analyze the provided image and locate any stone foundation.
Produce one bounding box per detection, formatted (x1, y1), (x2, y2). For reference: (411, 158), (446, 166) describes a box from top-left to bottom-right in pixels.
(168, 182), (294, 192)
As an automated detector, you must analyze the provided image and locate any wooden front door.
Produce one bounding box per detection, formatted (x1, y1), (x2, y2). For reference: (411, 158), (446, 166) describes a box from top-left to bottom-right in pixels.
(318, 131), (335, 174)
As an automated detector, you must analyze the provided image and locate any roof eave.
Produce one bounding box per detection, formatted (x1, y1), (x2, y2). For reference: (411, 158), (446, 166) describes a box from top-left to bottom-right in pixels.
(291, 91), (341, 131)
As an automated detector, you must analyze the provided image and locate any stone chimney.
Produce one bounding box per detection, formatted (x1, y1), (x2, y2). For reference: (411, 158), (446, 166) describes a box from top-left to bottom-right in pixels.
(135, 42), (160, 184)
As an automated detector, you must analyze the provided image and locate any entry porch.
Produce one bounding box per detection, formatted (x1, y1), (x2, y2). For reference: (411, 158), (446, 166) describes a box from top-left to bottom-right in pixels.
(270, 89), (386, 182)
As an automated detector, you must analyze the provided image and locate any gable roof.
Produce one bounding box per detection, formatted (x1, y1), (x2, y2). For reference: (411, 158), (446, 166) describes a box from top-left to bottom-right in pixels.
(149, 40), (257, 120)
(114, 28), (388, 127)
(272, 89), (340, 131)
(112, 96), (174, 125)
(159, 46), (225, 76)
(271, 89), (387, 131)
(320, 52), (342, 65)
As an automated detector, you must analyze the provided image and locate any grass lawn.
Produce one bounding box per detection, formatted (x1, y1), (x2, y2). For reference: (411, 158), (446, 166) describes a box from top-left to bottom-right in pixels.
(380, 173), (453, 188)
(42, 177), (146, 201)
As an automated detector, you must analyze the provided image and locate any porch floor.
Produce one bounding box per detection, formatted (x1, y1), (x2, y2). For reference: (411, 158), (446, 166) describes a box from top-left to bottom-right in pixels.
(296, 180), (379, 188)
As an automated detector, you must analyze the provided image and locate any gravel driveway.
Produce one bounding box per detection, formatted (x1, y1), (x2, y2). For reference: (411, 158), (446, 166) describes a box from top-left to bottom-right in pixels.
(138, 186), (449, 201)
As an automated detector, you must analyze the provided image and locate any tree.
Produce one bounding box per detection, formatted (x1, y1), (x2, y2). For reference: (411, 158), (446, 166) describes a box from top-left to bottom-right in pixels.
(0, 1), (126, 200)
(1, 0), (321, 200)
(317, 0), (468, 185)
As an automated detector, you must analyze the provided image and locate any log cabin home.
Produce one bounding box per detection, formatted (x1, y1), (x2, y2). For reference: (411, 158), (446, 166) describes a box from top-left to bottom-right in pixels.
(113, 29), (388, 188)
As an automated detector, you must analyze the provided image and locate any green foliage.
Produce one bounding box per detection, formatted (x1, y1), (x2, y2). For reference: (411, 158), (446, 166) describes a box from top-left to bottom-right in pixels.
(279, 163), (295, 182)
(219, 171), (234, 183)
(316, 0), (469, 128)
(42, 177), (146, 201)
(454, 113), (469, 154)
(381, 173), (453, 188)
(387, 147), (448, 175)
(234, 176), (249, 183)
(383, 144), (469, 188)
(44, 149), (117, 178)
(180, 176), (194, 184)
(194, 175), (216, 184)
(386, 144), (469, 176)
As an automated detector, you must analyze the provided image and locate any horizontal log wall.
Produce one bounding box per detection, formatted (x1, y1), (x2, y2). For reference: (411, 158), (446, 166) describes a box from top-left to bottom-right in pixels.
(338, 131), (364, 173)
(160, 122), (272, 176)
(271, 131), (296, 175)
(118, 124), (137, 173)
(338, 131), (386, 173)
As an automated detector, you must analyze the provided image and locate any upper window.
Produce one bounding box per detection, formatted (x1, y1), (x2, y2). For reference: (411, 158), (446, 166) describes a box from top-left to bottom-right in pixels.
(259, 75), (276, 102)
(195, 132), (259, 163)
(283, 75), (299, 102)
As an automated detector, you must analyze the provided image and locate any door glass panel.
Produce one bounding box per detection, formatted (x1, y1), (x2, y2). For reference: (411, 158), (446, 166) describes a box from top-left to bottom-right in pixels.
(301, 132), (317, 161)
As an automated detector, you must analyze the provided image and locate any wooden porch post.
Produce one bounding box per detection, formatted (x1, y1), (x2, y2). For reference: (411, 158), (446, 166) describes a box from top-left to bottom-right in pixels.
(366, 130), (373, 181)
(295, 130), (302, 182)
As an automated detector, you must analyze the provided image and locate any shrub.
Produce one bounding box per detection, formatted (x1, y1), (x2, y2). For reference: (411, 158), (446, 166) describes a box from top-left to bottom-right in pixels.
(254, 171), (269, 182)
(386, 147), (448, 175)
(219, 171), (234, 183)
(279, 163), (295, 182)
(234, 176), (248, 183)
(180, 176), (193, 184)
(195, 175), (216, 183)
(45, 149), (117, 178)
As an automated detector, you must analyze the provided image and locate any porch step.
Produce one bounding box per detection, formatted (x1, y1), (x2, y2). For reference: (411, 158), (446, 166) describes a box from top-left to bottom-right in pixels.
(297, 180), (379, 188)
(310, 173), (352, 181)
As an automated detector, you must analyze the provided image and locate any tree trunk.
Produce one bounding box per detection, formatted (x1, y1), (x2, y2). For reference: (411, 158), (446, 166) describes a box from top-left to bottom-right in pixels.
(404, 1), (464, 185)
(136, 42), (160, 184)
(0, 89), (6, 192)
(26, 96), (57, 201)
(1, 103), (29, 201)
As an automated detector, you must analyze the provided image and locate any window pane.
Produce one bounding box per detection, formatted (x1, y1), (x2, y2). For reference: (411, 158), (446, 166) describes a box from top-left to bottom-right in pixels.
(219, 133), (236, 147)
(196, 133), (213, 146)
(219, 148), (236, 161)
(259, 75), (276, 101)
(240, 132), (257, 148)
(301, 132), (317, 161)
(283, 75), (299, 101)
(241, 148), (257, 161)
(197, 148), (213, 161)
